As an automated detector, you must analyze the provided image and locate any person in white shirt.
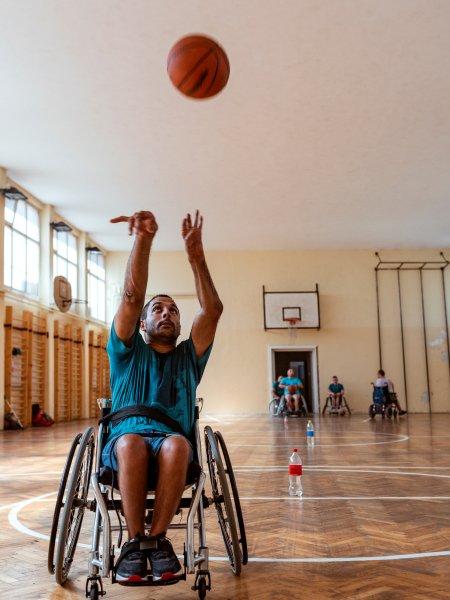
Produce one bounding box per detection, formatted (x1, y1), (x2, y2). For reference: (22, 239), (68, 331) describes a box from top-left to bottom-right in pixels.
(374, 369), (407, 415)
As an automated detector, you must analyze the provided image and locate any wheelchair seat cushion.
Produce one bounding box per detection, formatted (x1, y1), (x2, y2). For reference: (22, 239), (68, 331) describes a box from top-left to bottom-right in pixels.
(98, 460), (202, 490)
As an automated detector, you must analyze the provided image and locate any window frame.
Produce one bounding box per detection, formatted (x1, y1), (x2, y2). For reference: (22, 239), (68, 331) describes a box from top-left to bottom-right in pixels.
(52, 228), (79, 304)
(86, 249), (106, 322)
(3, 197), (41, 298)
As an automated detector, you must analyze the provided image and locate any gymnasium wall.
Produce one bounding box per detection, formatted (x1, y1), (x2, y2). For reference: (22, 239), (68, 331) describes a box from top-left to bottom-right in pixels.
(0, 175), (110, 429)
(107, 248), (450, 414)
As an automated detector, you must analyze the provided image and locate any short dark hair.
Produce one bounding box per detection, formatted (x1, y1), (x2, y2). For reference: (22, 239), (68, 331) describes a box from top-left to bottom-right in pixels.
(141, 294), (175, 320)
(378, 369), (385, 377)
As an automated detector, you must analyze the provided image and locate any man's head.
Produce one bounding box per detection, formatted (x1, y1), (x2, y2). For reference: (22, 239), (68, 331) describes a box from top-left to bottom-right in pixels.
(287, 368), (295, 378)
(378, 369), (385, 378)
(140, 294), (181, 345)
(332, 375), (338, 384)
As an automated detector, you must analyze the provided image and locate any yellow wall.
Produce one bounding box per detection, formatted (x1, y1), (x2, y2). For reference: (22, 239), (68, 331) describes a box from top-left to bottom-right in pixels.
(107, 248), (450, 414)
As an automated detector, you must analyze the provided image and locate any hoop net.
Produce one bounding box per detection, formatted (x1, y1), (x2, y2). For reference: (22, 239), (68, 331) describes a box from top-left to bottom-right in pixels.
(286, 318), (301, 344)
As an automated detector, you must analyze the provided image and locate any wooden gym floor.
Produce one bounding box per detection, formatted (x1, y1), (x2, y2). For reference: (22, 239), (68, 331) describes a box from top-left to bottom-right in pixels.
(1, 413), (450, 599)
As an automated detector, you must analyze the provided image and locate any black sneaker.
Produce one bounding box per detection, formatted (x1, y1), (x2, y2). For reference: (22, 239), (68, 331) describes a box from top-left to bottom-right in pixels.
(148, 536), (183, 582)
(399, 410), (407, 416)
(115, 537), (148, 584)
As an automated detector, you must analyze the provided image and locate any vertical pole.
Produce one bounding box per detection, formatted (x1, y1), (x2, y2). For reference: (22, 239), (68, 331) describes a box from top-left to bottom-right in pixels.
(441, 267), (450, 382)
(375, 268), (382, 368)
(396, 269), (408, 411)
(419, 268), (432, 414)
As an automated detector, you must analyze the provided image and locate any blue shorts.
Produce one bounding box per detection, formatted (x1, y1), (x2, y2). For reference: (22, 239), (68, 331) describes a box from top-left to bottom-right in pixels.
(101, 431), (193, 472)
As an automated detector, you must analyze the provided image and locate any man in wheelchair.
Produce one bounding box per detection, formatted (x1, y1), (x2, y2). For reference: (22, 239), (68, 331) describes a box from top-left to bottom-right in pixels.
(105, 209), (222, 584)
(328, 376), (345, 411)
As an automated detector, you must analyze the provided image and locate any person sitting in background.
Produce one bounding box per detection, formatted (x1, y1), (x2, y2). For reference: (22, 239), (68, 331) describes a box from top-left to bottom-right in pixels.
(280, 368), (304, 413)
(328, 376), (345, 410)
(272, 376), (286, 416)
(374, 369), (407, 415)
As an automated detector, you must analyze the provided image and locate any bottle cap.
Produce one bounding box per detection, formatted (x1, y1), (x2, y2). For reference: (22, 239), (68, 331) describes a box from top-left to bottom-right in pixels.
(293, 448), (298, 452)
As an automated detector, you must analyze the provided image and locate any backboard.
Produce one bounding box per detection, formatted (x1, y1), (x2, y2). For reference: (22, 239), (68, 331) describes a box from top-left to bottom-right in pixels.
(263, 284), (320, 329)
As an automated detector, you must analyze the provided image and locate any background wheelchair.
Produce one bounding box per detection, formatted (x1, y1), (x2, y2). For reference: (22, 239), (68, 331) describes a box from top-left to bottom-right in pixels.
(369, 385), (398, 419)
(48, 398), (247, 599)
(322, 394), (351, 416)
(269, 392), (308, 417)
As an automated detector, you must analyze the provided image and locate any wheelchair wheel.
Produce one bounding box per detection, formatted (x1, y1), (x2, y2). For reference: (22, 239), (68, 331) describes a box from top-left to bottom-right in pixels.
(268, 399), (278, 416)
(204, 426), (242, 576)
(54, 426), (95, 585)
(48, 432), (82, 574)
(214, 431), (248, 565)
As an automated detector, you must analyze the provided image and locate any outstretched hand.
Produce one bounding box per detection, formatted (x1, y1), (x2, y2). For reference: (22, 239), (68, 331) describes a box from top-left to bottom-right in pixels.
(182, 210), (205, 263)
(110, 211), (158, 237)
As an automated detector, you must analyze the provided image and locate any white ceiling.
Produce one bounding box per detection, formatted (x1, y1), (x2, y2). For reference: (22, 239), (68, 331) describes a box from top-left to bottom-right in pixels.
(0, 1), (449, 252)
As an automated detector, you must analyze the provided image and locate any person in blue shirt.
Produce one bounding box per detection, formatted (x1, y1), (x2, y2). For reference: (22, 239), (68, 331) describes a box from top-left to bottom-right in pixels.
(104, 210), (222, 584)
(328, 375), (345, 410)
(280, 368), (305, 413)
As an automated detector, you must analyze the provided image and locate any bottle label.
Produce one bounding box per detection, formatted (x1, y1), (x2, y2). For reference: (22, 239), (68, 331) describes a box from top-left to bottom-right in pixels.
(307, 431), (314, 437)
(289, 464), (302, 476)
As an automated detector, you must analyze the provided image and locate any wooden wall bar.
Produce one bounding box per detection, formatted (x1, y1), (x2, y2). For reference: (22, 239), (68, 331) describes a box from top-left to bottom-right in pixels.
(4, 305), (109, 428)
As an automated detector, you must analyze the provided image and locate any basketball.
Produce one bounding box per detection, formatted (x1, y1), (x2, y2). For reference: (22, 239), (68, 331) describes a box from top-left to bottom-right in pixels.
(288, 385), (298, 394)
(167, 35), (230, 99)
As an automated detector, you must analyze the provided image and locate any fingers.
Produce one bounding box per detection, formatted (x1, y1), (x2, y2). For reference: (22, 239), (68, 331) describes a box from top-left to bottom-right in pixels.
(184, 210), (203, 230)
(182, 217), (188, 237)
(110, 216), (130, 223)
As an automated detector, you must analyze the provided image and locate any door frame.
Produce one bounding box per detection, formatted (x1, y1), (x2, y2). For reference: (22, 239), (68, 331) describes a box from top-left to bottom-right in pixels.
(268, 345), (319, 414)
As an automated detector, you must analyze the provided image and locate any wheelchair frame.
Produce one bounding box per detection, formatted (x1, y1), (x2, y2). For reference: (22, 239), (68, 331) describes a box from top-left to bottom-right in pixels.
(369, 385), (398, 419)
(48, 399), (247, 599)
(322, 394), (351, 416)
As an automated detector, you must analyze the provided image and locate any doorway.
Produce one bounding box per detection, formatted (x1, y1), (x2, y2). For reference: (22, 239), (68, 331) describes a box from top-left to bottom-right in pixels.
(269, 346), (319, 413)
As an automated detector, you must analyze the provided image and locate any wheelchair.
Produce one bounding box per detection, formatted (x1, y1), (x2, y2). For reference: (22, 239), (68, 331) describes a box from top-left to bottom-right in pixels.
(322, 394), (351, 416)
(48, 398), (248, 599)
(369, 385), (398, 419)
(269, 394), (308, 417)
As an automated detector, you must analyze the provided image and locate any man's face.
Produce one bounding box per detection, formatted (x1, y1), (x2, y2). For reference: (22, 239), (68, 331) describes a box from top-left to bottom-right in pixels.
(141, 296), (181, 343)
(287, 368), (294, 378)
(332, 377), (338, 384)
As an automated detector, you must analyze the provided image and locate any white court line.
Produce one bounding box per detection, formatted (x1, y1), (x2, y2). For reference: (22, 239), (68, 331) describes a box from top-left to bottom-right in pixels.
(212, 551), (450, 564)
(234, 467), (450, 479)
(240, 496), (450, 501)
(8, 492), (56, 540)
(234, 465), (450, 470)
(202, 414), (221, 422)
(7, 474), (450, 564)
(228, 435), (409, 448)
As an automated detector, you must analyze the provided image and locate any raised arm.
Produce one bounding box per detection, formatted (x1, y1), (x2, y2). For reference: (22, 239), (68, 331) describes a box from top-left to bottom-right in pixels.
(110, 211), (158, 344)
(182, 210), (223, 357)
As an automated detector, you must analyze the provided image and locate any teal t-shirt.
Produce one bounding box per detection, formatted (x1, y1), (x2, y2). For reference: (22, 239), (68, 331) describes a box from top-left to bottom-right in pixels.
(329, 383), (344, 394)
(281, 377), (302, 394)
(105, 321), (212, 447)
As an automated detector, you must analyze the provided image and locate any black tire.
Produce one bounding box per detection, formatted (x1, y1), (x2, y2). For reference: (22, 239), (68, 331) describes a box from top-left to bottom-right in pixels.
(54, 427), (95, 585)
(48, 432), (82, 574)
(204, 426), (241, 576)
(214, 431), (248, 565)
(89, 583), (99, 600)
(198, 576), (207, 599)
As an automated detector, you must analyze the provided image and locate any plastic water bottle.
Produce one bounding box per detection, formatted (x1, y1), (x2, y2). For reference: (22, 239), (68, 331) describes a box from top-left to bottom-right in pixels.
(288, 449), (303, 496)
(307, 420), (315, 447)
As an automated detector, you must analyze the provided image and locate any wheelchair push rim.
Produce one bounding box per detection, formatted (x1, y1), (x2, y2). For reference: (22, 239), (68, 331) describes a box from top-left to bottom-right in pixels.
(204, 426), (242, 576)
(54, 426), (95, 585)
(48, 432), (82, 574)
(214, 430), (248, 565)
